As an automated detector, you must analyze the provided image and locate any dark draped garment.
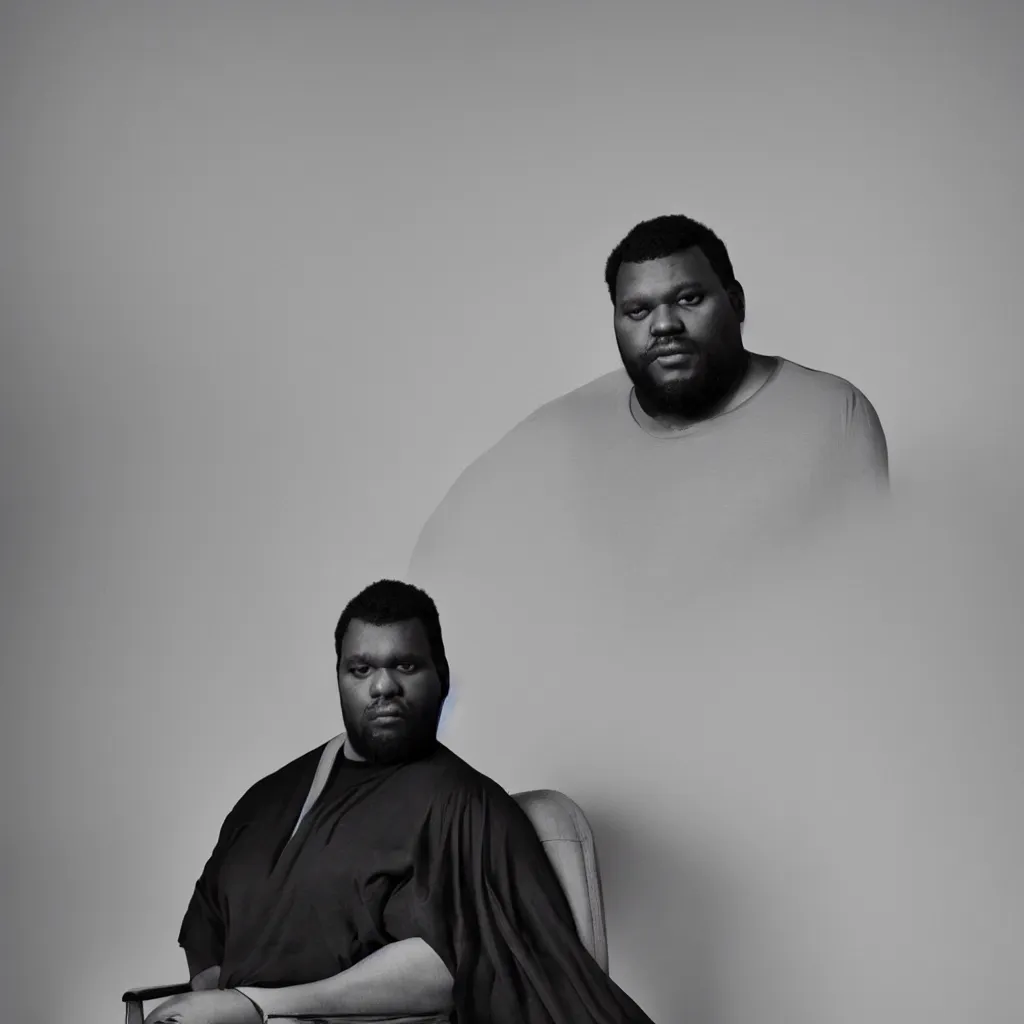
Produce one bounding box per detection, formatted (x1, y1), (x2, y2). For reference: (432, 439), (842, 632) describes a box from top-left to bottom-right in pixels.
(178, 741), (655, 1024)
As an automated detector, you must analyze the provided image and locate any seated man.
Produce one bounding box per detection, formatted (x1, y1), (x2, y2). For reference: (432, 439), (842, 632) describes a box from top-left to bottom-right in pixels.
(145, 580), (656, 1024)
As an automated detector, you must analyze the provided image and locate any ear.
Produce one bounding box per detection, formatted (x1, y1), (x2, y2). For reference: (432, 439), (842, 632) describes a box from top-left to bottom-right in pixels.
(727, 282), (746, 323)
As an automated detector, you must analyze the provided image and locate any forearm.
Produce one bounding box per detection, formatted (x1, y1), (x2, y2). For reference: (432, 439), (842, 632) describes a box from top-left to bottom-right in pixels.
(238, 938), (453, 1019)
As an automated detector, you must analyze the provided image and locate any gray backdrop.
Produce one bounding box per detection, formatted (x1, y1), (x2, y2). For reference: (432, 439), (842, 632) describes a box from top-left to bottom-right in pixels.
(2, 2), (1022, 1022)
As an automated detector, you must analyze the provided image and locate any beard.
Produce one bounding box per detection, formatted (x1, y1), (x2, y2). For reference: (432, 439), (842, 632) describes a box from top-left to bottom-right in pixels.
(340, 698), (442, 765)
(627, 343), (748, 421)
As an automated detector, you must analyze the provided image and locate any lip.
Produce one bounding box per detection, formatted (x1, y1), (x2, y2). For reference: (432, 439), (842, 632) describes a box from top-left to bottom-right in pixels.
(369, 708), (405, 720)
(652, 351), (696, 366)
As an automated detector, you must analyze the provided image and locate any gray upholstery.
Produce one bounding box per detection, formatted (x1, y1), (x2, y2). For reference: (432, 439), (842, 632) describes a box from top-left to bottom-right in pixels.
(513, 788), (609, 972)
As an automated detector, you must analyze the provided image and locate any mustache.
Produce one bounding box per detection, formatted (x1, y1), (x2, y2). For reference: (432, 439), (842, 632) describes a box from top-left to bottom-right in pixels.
(645, 338), (697, 362)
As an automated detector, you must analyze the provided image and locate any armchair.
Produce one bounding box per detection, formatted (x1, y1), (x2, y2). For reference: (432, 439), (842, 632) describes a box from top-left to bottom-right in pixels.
(123, 788), (608, 1023)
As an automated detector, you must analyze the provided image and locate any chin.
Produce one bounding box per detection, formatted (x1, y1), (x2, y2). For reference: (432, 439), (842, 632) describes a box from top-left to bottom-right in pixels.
(361, 729), (438, 765)
(641, 381), (710, 414)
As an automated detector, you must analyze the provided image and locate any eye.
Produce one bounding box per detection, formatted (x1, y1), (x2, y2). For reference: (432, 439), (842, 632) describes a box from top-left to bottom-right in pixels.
(349, 665), (371, 678)
(625, 308), (648, 321)
(397, 662), (419, 673)
(678, 293), (704, 306)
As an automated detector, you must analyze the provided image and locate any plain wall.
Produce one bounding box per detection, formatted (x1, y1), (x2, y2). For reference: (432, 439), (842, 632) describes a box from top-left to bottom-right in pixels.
(2, 2), (1022, 1022)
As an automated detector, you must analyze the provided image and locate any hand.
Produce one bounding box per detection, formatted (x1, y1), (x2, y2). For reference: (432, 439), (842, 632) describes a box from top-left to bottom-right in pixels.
(143, 989), (263, 1024)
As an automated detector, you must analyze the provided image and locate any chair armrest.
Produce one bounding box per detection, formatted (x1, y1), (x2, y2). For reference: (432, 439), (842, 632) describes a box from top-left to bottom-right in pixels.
(123, 983), (192, 1024)
(122, 988), (448, 1024)
(122, 982), (192, 1003)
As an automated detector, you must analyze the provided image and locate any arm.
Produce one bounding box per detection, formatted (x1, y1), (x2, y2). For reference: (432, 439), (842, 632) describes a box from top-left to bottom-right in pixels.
(383, 781), (655, 1024)
(127, 868), (224, 1021)
(843, 385), (889, 491)
(237, 937), (453, 1019)
(178, 797), (243, 986)
(141, 943), (449, 1024)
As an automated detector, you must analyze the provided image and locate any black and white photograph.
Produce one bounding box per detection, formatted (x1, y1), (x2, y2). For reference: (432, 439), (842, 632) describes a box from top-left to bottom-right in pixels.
(2, 3), (1022, 1023)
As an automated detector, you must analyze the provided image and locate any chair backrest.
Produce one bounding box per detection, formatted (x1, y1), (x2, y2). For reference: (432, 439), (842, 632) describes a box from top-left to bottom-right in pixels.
(512, 789), (608, 972)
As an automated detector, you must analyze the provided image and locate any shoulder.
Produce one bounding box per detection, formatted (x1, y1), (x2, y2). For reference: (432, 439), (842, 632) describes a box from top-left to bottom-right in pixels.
(227, 743), (324, 818)
(419, 745), (520, 811)
(411, 370), (628, 543)
(468, 370), (624, 465)
(492, 368), (630, 446)
(773, 358), (882, 423)
(776, 358), (871, 401)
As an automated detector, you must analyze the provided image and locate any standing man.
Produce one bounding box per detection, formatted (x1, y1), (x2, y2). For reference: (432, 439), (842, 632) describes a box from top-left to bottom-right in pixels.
(409, 212), (888, 598)
(401, 215), (893, 1023)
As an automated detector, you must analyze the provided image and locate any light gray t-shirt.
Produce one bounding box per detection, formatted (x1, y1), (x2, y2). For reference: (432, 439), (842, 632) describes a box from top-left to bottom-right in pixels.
(410, 358), (888, 606)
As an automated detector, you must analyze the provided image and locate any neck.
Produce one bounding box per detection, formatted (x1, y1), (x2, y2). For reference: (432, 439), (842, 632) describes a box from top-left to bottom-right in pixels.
(634, 351), (775, 432)
(340, 738), (365, 762)
(341, 735), (440, 765)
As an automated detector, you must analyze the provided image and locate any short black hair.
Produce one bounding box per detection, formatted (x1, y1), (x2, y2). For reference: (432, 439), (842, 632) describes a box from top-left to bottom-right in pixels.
(334, 579), (450, 694)
(604, 214), (738, 304)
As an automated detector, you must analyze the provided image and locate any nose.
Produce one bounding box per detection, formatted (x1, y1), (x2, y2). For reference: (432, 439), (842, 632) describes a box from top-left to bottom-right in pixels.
(650, 303), (685, 336)
(369, 669), (402, 699)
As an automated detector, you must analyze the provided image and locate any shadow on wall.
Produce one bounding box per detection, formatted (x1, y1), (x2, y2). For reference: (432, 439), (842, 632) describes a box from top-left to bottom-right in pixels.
(586, 804), (725, 1024)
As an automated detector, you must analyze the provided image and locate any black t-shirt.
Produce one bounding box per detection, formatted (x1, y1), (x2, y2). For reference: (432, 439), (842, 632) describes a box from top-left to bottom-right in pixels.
(178, 741), (654, 1024)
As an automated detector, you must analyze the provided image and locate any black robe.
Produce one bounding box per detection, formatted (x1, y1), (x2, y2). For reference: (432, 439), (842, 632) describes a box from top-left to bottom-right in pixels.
(178, 741), (655, 1024)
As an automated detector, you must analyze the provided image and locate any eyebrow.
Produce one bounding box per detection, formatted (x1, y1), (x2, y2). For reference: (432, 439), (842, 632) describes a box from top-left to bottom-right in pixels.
(619, 281), (707, 305)
(342, 652), (424, 667)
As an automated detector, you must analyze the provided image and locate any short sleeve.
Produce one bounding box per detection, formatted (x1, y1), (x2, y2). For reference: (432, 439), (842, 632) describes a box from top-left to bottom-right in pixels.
(843, 385), (890, 490)
(176, 804), (241, 976)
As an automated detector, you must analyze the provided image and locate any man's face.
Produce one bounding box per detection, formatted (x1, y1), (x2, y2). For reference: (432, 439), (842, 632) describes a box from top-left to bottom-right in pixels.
(614, 247), (747, 419)
(337, 619), (445, 764)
